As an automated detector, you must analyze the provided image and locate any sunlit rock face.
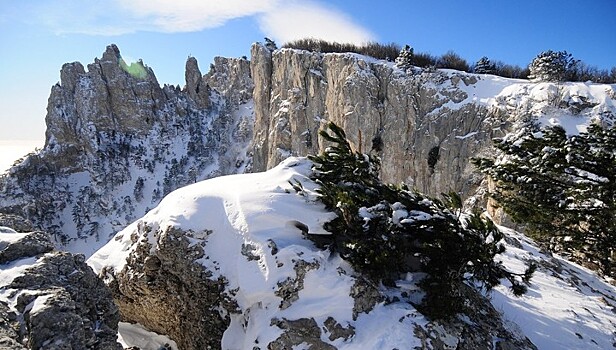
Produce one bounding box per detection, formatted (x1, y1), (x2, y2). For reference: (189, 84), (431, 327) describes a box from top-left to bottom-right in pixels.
(250, 44), (506, 200)
(250, 43), (615, 204)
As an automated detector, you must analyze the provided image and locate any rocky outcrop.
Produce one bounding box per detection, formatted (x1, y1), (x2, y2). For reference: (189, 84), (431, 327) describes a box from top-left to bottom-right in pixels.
(46, 44), (165, 149)
(100, 225), (237, 350)
(184, 56), (210, 109)
(0, 44), (254, 255)
(413, 283), (536, 350)
(249, 44), (507, 199)
(205, 56), (253, 108)
(0, 216), (121, 349)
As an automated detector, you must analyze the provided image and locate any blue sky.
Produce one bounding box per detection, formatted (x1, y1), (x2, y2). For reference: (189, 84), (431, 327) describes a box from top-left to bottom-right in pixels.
(0, 0), (614, 142)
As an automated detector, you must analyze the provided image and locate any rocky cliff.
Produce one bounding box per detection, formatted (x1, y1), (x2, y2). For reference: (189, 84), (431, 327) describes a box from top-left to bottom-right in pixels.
(249, 43), (615, 202)
(0, 45), (254, 255)
(1, 42), (616, 349)
(1, 43), (613, 255)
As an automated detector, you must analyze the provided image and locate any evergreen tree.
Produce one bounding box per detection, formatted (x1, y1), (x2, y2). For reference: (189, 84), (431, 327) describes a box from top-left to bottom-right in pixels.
(474, 56), (496, 74)
(474, 124), (616, 276)
(395, 44), (414, 71)
(306, 122), (534, 319)
(528, 50), (576, 82)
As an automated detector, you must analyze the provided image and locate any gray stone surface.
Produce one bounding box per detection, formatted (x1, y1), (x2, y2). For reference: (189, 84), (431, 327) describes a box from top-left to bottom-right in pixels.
(249, 44), (510, 201)
(269, 317), (337, 350)
(412, 283), (536, 350)
(0, 231), (53, 264)
(104, 225), (238, 350)
(0, 220), (121, 350)
(0, 45), (254, 249)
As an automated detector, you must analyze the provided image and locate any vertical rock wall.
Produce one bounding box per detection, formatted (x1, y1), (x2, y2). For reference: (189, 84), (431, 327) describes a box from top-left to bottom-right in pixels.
(250, 44), (508, 199)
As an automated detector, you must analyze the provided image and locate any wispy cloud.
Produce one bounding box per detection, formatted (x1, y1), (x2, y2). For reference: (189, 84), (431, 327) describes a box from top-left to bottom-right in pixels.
(116, 0), (281, 33)
(27, 0), (280, 35)
(258, 2), (375, 44)
(22, 0), (374, 44)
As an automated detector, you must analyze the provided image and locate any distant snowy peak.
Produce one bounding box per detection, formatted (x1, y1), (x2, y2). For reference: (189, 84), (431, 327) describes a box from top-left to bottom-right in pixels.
(89, 156), (616, 349)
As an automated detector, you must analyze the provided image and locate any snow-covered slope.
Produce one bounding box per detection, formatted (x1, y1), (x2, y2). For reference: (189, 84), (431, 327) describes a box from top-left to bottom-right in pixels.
(89, 157), (616, 349)
(89, 158), (428, 349)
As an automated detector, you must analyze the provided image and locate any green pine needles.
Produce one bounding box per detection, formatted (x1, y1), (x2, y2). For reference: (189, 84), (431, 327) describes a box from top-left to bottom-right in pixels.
(307, 122), (534, 319)
(474, 123), (616, 277)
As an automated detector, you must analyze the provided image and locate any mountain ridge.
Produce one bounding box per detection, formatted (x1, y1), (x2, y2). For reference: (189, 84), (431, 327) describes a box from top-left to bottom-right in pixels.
(0, 42), (615, 349)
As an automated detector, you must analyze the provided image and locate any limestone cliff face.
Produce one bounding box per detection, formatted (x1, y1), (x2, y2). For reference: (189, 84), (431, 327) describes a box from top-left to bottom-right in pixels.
(249, 44), (509, 199)
(0, 45), (254, 255)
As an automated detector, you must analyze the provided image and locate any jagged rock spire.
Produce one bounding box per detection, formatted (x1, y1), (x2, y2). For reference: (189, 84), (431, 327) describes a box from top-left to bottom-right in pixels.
(184, 56), (210, 108)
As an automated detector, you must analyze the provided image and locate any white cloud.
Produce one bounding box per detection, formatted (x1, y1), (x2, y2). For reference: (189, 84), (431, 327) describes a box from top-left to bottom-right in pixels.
(28, 0), (281, 35)
(116, 0), (281, 33)
(257, 2), (375, 44)
(24, 0), (374, 44)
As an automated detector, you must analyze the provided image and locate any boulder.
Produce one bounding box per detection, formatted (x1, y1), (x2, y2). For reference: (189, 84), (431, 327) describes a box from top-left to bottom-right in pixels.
(0, 219), (121, 349)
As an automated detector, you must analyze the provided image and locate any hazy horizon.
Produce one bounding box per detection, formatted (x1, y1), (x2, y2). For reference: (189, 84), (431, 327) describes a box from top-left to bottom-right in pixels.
(0, 140), (44, 173)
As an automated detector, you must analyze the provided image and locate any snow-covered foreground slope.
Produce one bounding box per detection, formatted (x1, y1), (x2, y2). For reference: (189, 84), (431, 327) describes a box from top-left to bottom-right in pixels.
(89, 157), (616, 349)
(89, 158), (428, 349)
(493, 226), (616, 349)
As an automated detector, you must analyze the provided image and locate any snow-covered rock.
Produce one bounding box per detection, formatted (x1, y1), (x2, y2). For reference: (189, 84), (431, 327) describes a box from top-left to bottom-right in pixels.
(88, 157), (616, 349)
(0, 214), (121, 349)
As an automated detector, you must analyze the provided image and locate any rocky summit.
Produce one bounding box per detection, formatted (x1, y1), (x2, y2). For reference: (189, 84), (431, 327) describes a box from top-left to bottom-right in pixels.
(0, 45), (254, 256)
(0, 43), (615, 349)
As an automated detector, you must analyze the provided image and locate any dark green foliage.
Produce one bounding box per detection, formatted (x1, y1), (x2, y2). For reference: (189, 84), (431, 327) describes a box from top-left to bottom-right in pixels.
(283, 38), (400, 61)
(528, 50), (577, 82)
(474, 56), (496, 74)
(474, 124), (616, 276)
(133, 177), (145, 201)
(308, 122), (533, 319)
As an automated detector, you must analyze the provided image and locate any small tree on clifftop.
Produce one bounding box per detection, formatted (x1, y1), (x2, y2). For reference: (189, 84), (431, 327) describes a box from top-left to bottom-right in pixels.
(474, 56), (496, 74)
(528, 50), (577, 82)
(395, 45), (414, 71)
